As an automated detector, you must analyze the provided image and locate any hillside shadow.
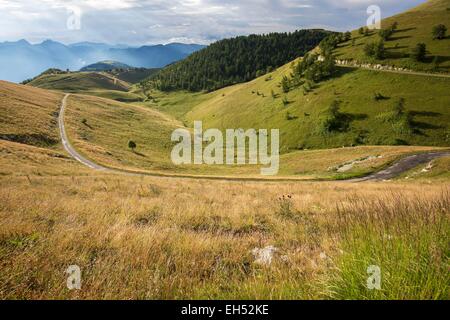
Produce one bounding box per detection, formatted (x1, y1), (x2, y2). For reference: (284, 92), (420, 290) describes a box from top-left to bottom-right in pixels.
(374, 93), (390, 101)
(409, 110), (443, 135)
(411, 121), (441, 130)
(386, 50), (408, 59)
(395, 27), (416, 33)
(82, 122), (93, 130)
(426, 55), (450, 64)
(132, 150), (147, 157)
(391, 45), (408, 49)
(333, 112), (368, 133)
(389, 35), (412, 41)
(333, 66), (357, 79)
(409, 111), (442, 117)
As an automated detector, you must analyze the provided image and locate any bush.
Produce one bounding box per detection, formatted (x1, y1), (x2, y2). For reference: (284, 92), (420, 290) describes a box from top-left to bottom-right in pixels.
(281, 76), (290, 93)
(374, 92), (387, 101)
(344, 31), (352, 41)
(286, 112), (296, 121)
(321, 100), (345, 133)
(390, 21), (398, 31)
(256, 70), (265, 77)
(128, 140), (137, 151)
(304, 54), (335, 82)
(319, 34), (342, 55)
(378, 28), (394, 41)
(376, 98), (412, 135)
(410, 43), (427, 62)
(364, 40), (386, 59)
(432, 24), (447, 40)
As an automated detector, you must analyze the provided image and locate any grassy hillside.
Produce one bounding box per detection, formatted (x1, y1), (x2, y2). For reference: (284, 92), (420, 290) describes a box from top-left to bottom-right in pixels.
(62, 88), (442, 178)
(333, 0), (450, 72)
(28, 72), (130, 92)
(1, 80), (441, 180)
(0, 80), (63, 147)
(0, 140), (89, 176)
(110, 67), (160, 84)
(27, 71), (148, 102)
(63, 94), (188, 172)
(146, 61), (450, 153)
(139, 3), (450, 153)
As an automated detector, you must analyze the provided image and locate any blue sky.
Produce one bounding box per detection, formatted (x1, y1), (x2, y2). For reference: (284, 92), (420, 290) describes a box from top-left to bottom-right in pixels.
(0, 0), (427, 45)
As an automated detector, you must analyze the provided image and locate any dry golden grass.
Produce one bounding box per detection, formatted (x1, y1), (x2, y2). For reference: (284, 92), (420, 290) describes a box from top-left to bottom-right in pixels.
(0, 81), (63, 147)
(0, 169), (448, 299)
(0, 140), (91, 176)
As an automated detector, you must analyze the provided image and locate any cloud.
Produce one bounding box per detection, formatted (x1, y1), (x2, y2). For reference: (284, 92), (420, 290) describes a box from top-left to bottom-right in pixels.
(0, 0), (427, 45)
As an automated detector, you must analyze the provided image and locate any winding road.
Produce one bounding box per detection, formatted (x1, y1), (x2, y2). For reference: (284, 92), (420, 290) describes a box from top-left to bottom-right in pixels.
(58, 94), (450, 182)
(58, 94), (108, 171)
(337, 64), (450, 79)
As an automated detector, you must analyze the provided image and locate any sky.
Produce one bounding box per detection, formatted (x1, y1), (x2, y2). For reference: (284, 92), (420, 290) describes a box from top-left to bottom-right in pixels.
(0, 0), (427, 45)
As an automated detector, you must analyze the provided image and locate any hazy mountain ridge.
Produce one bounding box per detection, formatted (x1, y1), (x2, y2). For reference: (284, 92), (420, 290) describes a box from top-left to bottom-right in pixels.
(0, 40), (205, 83)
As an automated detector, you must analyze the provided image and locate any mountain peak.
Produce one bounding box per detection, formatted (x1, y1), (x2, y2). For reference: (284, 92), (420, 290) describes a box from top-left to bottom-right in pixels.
(0, 39), (30, 46)
(17, 39), (30, 45)
(41, 39), (60, 45)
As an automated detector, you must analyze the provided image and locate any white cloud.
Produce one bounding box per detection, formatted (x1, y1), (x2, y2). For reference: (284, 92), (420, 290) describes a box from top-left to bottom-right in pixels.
(0, 0), (428, 45)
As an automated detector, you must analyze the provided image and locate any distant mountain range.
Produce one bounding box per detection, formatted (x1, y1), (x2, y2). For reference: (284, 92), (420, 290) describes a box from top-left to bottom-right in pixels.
(0, 40), (205, 82)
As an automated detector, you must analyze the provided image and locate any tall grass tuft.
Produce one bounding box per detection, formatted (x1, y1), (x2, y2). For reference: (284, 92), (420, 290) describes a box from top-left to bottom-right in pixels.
(324, 191), (449, 300)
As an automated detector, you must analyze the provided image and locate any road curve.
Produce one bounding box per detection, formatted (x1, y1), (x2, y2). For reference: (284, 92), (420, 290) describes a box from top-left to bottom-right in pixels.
(351, 151), (450, 182)
(58, 94), (449, 182)
(58, 94), (108, 171)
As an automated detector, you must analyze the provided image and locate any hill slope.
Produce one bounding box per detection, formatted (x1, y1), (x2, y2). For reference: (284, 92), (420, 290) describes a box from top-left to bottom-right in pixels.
(148, 62), (450, 152)
(0, 80), (444, 179)
(80, 60), (131, 71)
(333, 0), (450, 72)
(28, 71), (130, 92)
(108, 67), (160, 84)
(0, 80), (63, 147)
